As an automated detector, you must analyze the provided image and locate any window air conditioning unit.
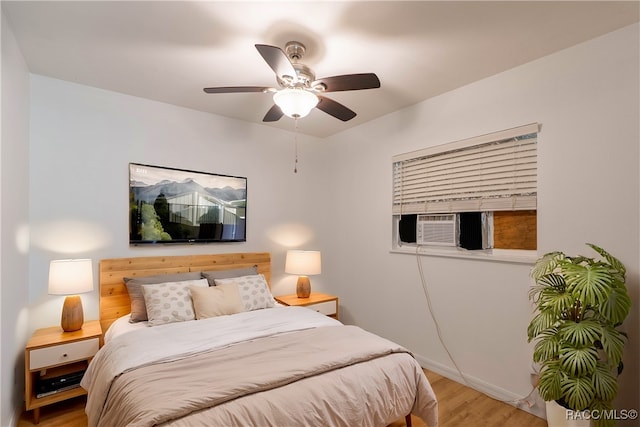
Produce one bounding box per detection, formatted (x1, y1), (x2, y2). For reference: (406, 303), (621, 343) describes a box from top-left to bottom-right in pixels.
(416, 214), (458, 246)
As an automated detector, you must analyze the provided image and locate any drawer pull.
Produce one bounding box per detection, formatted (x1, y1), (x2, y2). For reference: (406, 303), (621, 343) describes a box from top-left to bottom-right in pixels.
(62, 353), (68, 358)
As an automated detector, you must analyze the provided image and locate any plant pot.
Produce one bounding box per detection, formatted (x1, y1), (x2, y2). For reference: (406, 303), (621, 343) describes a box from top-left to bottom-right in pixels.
(545, 401), (591, 427)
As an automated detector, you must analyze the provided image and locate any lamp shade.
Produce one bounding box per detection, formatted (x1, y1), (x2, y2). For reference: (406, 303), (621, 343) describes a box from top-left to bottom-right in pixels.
(273, 89), (319, 118)
(285, 250), (321, 275)
(48, 259), (94, 295)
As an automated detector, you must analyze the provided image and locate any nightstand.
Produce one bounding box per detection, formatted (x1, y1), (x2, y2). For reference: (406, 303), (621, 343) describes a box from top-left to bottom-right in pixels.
(24, 320), (102, 424)
(276, 292), (339, 319)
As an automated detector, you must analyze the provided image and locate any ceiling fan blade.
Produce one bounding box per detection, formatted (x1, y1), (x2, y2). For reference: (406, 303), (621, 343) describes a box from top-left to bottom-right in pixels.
(315, 73), (381, 92)
(203, 86), (269, 94)
(255, 44), (297, 80)
(316, 95), (357, 122)
(263, 105), (284, 122)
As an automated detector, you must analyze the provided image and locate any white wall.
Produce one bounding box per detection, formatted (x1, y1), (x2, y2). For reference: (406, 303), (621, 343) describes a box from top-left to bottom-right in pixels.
(1, 9), (31, 427)
(320, 23), (639, 420)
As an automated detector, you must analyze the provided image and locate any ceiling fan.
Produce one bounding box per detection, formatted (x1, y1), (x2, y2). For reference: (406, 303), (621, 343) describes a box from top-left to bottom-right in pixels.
(203, 41), (381, 122)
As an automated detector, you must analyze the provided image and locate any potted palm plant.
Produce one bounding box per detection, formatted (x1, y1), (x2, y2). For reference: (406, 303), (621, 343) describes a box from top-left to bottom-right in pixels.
(527, 244), (631, 427)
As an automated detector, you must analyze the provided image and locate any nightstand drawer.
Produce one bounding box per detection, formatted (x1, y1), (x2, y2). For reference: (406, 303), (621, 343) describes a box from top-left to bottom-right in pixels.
(29, 338), (99, 370)
(275, 293), (339, 320)
(306, 300), (337, 316)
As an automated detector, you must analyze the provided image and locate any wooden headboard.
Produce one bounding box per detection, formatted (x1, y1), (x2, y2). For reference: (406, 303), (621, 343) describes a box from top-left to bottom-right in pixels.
(99, 252), (271, 334)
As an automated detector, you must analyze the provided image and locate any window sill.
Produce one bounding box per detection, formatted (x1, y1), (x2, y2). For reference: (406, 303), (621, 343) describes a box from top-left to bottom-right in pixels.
(390, 245), (537, 264)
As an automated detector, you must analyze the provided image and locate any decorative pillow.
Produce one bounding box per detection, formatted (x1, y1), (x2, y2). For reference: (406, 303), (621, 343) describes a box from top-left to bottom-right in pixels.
(200, 266), (258, 286)
(213, 274), (276, 312)
(141, 278), (208, 326)
(124, 272), (202, 322)
(189, 283), (244, 319)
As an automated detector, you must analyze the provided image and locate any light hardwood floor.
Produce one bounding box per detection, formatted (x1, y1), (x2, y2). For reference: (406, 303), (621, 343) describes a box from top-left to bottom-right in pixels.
(391, 370), (547, 427)
(18, 370), (547, 427)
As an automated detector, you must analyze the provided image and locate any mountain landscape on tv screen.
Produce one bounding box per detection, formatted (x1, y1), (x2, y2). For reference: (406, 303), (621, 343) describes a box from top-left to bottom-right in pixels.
(131, 178), (246, 204)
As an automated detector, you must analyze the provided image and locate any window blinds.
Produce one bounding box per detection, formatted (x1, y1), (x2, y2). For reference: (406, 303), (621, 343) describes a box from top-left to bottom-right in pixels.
(392, 123), (538, 215)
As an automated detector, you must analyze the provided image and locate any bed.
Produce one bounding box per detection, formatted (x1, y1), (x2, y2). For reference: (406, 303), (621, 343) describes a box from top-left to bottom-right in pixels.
(82, 252), (438, 427)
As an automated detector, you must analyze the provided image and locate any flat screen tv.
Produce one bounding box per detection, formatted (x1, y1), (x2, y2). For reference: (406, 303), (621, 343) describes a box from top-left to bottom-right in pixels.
(129, 163), (247, 244)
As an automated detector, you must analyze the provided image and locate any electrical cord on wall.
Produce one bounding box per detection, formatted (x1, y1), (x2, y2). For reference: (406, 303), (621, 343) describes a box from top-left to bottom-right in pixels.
(414, 245), (537, 408)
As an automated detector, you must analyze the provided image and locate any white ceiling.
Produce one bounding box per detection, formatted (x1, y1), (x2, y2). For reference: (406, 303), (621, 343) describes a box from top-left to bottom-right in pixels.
(3, 1), (639, 138)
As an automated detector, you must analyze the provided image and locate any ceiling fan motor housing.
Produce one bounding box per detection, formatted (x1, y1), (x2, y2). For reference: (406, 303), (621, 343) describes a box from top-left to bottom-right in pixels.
(284, 41), (306, 61)
(278, 41), (317, 88)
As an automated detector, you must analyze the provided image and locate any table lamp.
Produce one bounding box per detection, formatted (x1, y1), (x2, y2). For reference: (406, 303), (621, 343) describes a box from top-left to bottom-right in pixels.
(48, 259), (94, 332)
(285, 250), (321, 298)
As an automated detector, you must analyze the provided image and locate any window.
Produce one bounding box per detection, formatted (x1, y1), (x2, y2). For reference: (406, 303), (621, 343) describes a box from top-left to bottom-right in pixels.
(392, 123), (538, 252)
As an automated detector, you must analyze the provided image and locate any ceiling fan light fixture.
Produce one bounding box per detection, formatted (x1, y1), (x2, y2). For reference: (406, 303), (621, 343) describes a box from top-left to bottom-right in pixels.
(273, 88), (319, 118)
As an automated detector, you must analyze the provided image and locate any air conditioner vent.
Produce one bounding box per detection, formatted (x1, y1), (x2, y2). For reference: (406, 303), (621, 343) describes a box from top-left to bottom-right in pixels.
(417, 214), (457, 246)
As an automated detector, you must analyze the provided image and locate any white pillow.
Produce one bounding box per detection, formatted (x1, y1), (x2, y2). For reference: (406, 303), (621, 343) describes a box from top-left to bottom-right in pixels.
(142, 278), (208, 326)
(213, 274), (276, 311)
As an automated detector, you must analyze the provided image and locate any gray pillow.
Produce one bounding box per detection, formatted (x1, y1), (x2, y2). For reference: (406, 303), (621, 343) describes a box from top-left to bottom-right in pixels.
(200, 266), (258, 286)
(124, 272), (202, 322)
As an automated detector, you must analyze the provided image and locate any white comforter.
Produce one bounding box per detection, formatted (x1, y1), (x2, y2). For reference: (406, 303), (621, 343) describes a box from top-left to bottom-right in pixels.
(83, 307), (438, 427)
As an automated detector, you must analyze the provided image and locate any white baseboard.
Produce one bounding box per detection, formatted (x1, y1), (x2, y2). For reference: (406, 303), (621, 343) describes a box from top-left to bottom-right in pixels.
(415, 354), (547, 420)
(9, 402), (20, 427)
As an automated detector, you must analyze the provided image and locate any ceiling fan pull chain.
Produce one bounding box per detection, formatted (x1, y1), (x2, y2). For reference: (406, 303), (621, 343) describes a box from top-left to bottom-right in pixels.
(294, 118), (299, 173)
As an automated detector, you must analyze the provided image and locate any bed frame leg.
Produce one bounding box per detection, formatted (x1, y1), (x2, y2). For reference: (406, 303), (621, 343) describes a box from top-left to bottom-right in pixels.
(405, 414), (412, 427)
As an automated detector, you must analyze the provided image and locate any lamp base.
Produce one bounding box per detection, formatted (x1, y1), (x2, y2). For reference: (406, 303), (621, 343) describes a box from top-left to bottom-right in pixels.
(61, 295), (84, 332)
(296, 276), (311, 298)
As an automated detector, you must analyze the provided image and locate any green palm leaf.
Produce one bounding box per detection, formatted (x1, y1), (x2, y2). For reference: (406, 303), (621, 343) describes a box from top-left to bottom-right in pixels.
(528, 283), (541, 302)
(538, 361), (563, 402)
(538, 286), (573, 317)
(533, 330), (560, 363)
(537, 273), (566, 291)
(599, 325), (626, 367)
(560, 344), (598, 377)
(531, 252), (564, 280)
(592, 363), (618, 402)
(559, 320), (601, 347)
(599, 287), (631, 325)
(527, 311), (557, 340)
(562, 262), (613, 306)
(587, 243), (626, 278)
(561, 376), (595, 410)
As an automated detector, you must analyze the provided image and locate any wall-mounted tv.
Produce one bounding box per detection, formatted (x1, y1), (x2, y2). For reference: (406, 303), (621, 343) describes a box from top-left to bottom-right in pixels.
(129, 163), (247, 244)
